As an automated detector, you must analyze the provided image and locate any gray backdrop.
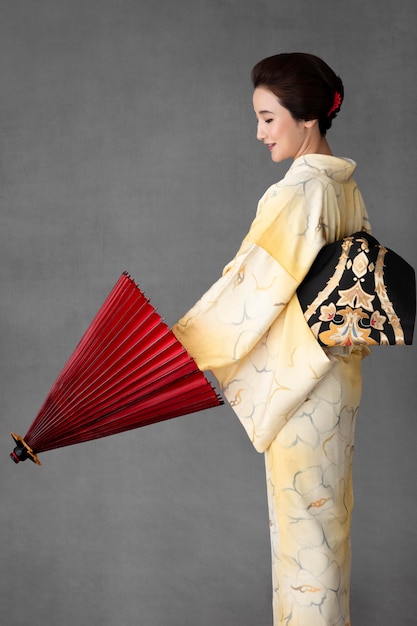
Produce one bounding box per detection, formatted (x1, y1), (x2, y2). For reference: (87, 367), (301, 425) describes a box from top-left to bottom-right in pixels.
(1, 1), (416, 625)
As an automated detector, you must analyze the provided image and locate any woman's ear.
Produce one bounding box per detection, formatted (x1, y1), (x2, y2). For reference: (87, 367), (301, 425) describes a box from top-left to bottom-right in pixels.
(304, 118), (318, 129)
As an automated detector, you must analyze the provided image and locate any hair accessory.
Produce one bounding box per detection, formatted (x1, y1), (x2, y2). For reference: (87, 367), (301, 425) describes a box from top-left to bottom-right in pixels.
(327, 91), (342, 117)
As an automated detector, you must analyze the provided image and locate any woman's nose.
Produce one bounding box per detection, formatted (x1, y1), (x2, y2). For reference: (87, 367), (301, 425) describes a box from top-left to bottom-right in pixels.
(257, 122), (265, 141)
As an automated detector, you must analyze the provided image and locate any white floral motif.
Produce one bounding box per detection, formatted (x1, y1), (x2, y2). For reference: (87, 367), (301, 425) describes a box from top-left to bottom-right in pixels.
(319, 302), (337, 322)
(278, 377), (341, 450)
(370, 309), (386, 329)
(291, 548), (341, 607)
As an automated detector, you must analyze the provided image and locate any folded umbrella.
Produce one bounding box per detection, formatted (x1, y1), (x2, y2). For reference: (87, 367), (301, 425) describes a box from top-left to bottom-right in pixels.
(10, 272), (222, 466)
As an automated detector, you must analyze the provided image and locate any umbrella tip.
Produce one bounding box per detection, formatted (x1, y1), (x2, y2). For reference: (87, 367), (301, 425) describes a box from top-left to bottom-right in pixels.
(10, 433), (41, 466)
(10, 446), (27, 463)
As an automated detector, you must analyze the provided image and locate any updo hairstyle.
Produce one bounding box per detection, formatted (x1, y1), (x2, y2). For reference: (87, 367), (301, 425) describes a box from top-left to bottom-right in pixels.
(251, 53), (344, 135)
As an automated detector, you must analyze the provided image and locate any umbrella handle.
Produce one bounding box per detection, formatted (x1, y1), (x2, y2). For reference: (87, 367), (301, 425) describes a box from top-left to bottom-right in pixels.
(10, 433), (41, 466)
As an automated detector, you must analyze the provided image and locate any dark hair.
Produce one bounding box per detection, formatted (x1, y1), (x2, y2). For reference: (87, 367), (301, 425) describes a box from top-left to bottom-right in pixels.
(251, 53), (344, 135)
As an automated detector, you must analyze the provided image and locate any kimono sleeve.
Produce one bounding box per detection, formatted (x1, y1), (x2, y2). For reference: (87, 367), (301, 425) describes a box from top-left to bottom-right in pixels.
(172, 241), (298, 371)
(172, 180), (329, 372)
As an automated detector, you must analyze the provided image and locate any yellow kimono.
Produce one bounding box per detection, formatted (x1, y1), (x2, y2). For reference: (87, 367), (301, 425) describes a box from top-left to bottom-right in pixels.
(172, 154), (371, 626)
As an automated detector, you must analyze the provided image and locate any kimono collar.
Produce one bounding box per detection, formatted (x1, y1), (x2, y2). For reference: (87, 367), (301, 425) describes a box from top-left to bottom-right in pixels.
(287, 154), (357, 183)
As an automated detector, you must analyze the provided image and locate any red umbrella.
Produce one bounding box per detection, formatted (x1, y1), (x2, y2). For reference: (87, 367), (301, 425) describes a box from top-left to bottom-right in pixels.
(10, 273), (222, 465)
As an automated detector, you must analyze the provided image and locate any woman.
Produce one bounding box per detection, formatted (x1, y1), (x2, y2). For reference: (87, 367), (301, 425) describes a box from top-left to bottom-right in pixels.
(172, 53), (371, 626)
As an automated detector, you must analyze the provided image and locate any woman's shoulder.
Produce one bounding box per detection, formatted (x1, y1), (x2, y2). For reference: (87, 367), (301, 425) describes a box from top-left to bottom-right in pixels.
(284, 154), (358, 185)
(260, 155), (356, 198)
(254, 155), (361, 225)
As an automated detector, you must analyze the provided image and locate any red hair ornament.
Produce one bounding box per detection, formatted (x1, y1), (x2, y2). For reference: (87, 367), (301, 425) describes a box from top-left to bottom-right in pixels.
(327, 91), (342, 117)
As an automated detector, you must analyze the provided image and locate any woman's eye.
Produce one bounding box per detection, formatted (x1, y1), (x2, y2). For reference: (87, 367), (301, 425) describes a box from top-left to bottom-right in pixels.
(265, 118), (273, 124)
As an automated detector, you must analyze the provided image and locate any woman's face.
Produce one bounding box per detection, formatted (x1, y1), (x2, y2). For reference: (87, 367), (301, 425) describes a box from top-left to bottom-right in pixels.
(253, 87), (316, 163)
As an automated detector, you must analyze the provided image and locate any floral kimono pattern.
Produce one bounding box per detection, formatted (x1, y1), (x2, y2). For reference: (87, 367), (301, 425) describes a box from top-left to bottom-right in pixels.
(172, 154), (371, 625)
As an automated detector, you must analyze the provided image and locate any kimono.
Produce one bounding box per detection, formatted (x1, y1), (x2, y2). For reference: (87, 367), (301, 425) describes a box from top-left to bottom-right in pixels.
(172, 154), (371, 626)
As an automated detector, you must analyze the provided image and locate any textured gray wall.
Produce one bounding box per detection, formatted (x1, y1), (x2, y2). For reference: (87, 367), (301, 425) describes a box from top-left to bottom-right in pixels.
(1, 1), (416, 625)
